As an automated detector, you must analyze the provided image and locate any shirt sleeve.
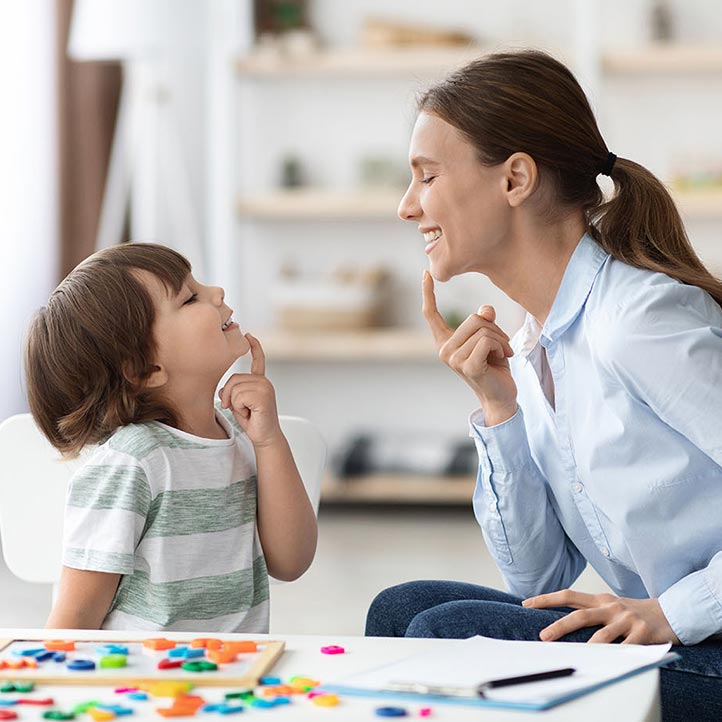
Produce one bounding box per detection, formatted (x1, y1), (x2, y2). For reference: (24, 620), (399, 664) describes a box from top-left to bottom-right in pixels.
(470, 406), (587, 599)
(63, 449), (152, 576)
(600, 280), (722, 644)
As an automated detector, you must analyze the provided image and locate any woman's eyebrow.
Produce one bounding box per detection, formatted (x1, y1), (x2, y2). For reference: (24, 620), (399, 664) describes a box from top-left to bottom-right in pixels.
(410, 155), (440, 168)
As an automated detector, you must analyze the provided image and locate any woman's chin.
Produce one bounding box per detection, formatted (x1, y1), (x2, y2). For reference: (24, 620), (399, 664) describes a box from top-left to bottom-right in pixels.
(429, 262), (454, 283)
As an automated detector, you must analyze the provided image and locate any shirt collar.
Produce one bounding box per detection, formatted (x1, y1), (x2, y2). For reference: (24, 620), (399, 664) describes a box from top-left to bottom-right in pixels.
(541, 233), (609, 345)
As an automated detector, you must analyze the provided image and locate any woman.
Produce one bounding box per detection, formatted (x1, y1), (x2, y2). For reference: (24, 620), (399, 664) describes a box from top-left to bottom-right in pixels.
(366, 50), (722, 721)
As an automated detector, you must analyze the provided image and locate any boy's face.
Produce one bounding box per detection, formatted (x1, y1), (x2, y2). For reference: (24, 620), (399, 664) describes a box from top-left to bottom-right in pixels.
(141, 271), (251, 389)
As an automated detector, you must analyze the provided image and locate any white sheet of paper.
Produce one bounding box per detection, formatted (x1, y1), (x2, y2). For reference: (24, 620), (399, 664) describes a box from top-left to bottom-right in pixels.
(335, 636), (671, 706)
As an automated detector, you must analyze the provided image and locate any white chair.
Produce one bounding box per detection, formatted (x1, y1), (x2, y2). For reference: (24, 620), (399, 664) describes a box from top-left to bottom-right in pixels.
(0, 413), (325, 588)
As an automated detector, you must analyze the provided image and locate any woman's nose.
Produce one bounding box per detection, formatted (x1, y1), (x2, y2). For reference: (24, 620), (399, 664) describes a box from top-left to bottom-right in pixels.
(397, 183), (420, 222)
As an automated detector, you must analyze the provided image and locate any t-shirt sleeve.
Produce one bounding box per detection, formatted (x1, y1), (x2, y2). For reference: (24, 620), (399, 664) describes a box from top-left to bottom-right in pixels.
(62, 449), (152, 575)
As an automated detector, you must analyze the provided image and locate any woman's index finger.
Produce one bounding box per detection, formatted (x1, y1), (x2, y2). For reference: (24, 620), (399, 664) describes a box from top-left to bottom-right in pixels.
(422, 271), (452, 345)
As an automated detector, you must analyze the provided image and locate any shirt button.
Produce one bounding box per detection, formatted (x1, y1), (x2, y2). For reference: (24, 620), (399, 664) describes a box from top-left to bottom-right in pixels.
(600, 546), (610, 558)
(573, 482), (584, 494)
(487, 502), (497, 512)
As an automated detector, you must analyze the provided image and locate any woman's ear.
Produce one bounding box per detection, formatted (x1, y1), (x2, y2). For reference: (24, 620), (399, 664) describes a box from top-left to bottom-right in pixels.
(503, 152), (538, 207)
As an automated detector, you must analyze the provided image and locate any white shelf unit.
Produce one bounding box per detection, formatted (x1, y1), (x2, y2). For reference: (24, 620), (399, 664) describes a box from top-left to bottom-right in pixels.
(234, 45), (494, 506)
(232, 36), (722, 506)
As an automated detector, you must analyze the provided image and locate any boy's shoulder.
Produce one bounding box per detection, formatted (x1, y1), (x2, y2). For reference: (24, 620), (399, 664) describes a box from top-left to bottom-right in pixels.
(106, 420), (211, 461)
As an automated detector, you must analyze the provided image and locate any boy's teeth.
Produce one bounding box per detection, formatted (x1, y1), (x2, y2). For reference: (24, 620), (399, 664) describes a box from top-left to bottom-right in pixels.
(423, 230), (442, 243)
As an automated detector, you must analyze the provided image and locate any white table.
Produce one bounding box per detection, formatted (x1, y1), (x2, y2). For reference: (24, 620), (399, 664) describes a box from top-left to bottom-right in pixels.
(0, 629), (660, 721)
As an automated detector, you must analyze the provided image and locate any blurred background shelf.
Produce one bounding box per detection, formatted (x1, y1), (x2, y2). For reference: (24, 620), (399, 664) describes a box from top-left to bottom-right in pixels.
(238, 188), (722, 222)
(261, 328), (436, 361)
(236, 189), (401, 220)
(236, 46), (487, 77)
(321, 473), (476, 506)
(239, 44), (722, 79)
(674, 189), (722, 219)
(602, 45), (722, 74)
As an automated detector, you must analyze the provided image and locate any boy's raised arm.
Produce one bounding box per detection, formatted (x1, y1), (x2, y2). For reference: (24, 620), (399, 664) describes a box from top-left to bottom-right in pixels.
(219, 334), (318, 582)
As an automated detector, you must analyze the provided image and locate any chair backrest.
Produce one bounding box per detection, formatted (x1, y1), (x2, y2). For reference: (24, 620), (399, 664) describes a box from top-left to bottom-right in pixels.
(0, 413), (325, 585)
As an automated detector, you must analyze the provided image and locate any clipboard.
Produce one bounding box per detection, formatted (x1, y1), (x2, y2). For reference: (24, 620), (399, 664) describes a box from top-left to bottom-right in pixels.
(321, 636), (677, 711)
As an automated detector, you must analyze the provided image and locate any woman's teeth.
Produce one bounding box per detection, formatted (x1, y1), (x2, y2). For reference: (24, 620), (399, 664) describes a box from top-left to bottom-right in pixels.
(423, 229), (442, 243)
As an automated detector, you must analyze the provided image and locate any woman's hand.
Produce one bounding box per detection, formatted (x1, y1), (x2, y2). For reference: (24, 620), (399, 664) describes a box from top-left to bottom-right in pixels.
(422, 271), (518, 425)
(523, 590), (681, 645)
(219, 334), (283, 448)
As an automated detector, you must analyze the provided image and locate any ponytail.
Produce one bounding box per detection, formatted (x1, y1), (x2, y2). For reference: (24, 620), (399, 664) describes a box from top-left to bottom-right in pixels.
(590, 158), (722, 307)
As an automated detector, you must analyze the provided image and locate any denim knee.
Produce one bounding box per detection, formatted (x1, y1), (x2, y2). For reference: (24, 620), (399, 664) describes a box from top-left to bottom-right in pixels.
(365, 582), (418, 637)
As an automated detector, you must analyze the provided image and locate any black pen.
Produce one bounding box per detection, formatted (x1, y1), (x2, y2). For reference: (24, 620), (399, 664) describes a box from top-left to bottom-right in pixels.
(387, 667), (576, 698)
(478, 667), (576, 696)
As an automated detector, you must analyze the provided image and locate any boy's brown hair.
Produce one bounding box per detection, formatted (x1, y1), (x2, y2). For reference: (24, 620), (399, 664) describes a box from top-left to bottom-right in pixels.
(25, 242), (191, 457)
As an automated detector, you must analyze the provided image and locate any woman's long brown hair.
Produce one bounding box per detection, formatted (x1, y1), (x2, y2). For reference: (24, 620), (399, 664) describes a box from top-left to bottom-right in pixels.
(419, 49), (722, 307)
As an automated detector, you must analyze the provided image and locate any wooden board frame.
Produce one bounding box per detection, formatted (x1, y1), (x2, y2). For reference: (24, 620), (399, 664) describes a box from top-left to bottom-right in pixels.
(0, 637), (285, 688)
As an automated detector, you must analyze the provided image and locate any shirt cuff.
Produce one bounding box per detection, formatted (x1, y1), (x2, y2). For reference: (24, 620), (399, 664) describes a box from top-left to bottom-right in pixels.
(468, 406), (531, 474)
(658, 568), (722, 645)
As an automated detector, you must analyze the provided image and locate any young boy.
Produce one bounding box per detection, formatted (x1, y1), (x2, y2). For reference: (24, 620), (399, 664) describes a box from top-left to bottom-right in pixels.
(25, 242), (317, 631)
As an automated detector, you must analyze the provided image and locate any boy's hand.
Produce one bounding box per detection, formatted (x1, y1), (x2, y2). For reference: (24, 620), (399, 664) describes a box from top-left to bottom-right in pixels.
(219, 334), (283, 448)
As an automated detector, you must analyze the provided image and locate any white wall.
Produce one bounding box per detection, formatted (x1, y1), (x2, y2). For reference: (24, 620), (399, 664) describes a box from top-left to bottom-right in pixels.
(0, 2), (59, 421)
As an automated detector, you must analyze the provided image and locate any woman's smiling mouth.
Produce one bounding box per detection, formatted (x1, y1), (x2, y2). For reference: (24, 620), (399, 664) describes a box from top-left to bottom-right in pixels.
(423, 229), (442, 255)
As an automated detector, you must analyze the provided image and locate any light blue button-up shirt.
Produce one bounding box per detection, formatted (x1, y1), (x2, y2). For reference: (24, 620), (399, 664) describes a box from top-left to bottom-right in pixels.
(470, 233), (722, 645)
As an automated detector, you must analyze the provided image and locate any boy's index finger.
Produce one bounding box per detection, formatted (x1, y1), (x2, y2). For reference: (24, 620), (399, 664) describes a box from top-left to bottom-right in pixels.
(422, 271), (452, 346)
(246, 333), (266, 375)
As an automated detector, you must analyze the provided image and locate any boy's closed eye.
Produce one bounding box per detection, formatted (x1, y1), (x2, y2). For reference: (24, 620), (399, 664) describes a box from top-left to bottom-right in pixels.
(183, 293), (198, 305)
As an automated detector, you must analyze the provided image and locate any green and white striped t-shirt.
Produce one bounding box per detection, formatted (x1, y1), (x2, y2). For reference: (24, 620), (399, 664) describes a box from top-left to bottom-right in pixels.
(63, 405), (269, 632)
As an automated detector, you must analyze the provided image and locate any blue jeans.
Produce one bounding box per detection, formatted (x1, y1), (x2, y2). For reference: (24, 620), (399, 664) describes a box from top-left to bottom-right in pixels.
(365, 581), (722, 722)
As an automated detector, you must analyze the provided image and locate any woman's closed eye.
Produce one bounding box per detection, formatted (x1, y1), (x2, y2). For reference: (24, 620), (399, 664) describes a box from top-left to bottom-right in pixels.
(420, 176), (437, 185)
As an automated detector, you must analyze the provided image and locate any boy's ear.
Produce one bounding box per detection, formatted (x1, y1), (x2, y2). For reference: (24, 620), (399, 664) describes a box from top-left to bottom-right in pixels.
(143, 363), (168, 390)
(122, 361), (168, 390)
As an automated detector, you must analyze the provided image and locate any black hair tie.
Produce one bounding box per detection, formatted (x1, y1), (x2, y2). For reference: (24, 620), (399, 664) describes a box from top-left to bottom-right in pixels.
(601, 152), (617, 177)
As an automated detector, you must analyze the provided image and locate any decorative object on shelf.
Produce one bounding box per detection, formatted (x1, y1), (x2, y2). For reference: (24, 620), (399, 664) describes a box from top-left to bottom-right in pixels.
(254, 0), (308, 36)
(252, 0), (320, 61)
(358, 154), (408, 191)
(671, 165), (722, 192)
(335, 432), (477, 478)
(279, 154), (306, 188)
(650, 1), (675, 44)
(271, 264), (390, 331)
(361, 18), (477, 49)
